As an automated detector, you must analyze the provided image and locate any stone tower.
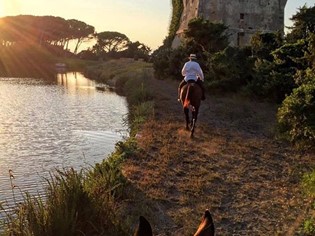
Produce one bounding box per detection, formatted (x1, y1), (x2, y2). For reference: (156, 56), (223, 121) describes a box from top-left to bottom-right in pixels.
(173, 0), (288, 47)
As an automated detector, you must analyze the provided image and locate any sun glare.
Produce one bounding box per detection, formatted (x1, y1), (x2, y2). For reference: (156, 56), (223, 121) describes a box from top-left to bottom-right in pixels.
(0, 0), (4, 17)
(0, 0), (20, 17)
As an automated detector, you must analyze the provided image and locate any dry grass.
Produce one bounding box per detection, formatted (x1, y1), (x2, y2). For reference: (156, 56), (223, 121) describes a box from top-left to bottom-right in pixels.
(122, 68), (315, 235)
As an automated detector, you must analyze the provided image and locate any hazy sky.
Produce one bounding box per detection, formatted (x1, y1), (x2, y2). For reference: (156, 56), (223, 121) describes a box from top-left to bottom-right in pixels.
(0, 0), (314, 50)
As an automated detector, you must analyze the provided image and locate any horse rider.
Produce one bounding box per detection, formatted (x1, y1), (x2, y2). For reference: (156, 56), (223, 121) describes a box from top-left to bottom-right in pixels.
(178, 53), (206, 101)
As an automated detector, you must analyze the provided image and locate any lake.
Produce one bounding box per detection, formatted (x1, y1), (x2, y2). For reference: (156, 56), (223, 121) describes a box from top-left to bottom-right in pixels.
(0, 72), (128, 209)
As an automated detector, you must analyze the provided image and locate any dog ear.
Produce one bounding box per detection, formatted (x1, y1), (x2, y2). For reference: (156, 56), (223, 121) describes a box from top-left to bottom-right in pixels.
(194, 209), (215, 236)
(133, 216), (153, 236)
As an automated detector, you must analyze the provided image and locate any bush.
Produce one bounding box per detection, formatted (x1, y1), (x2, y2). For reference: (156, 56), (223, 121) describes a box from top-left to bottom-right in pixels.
(302, 218), (315, 235)
(245, 58), (297, 102)
(301, 170), (315, 235)
(277, 80), (315, 148)
(207, 46), (254, 93)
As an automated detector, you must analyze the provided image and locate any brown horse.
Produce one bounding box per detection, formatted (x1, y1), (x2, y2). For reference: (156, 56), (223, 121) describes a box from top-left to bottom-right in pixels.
(133, 209), (215, 236)
(180, 81), (203, 138)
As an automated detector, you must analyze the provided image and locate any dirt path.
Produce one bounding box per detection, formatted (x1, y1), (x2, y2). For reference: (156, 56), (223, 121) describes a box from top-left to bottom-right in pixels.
(122, 71), (315, 235)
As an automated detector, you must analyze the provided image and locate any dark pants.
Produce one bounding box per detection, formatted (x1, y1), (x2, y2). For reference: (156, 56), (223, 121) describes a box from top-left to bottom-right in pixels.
(178, 79), (205, 100)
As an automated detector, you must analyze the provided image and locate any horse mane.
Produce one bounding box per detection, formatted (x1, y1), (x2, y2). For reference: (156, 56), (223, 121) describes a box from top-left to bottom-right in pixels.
(133, 216), (153, 236)
(194, 210), (215, 236)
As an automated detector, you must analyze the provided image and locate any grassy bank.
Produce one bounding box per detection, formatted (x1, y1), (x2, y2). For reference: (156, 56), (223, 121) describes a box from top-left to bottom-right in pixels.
(0, 59), (156, 235)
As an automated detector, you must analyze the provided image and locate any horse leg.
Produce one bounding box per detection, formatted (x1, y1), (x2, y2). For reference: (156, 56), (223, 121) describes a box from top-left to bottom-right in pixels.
(194, 107), (199, 124)
(184, 108), (190, 130)
(190, 108), (199, 138)
(190, 118), (196, 138)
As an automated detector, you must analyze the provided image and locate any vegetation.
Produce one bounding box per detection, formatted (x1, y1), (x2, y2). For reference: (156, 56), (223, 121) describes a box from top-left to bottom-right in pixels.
(0, 3), (315, 235)
(0, 60), (154, 235)
(0, 15), (94, 52)
(168, 0), (183, 39)
(277, 78), (315, 148)
(152, 5), (315, 148)
(0, 14), (151, 72)
(301, 171), (315, 235)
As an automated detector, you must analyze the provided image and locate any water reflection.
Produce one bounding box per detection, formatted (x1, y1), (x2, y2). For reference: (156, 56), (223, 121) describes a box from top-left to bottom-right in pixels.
(0, 72), (128, 212)
(57, 72), (95, 92)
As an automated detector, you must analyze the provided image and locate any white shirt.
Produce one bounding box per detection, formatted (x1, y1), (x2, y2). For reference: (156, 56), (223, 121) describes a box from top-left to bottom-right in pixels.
(181, 60), (204, 82)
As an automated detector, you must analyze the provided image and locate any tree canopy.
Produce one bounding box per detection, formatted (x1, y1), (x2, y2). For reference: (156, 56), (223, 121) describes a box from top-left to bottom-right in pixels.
(0, 15), (95, 53)
(0, 15), (151, 60)
(94, 31), (130, 53)
(287, 5), (315, 42)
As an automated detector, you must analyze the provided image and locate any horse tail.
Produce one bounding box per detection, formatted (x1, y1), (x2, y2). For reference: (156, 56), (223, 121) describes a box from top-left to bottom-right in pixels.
(183, 84), (191, 109)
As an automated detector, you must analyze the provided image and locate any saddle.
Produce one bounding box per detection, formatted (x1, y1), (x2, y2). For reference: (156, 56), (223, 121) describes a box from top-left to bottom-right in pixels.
(187, 79), (197, 86)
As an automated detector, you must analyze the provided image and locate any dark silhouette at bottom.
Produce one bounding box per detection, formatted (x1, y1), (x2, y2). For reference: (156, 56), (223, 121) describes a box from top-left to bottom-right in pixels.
(134, 209), (215, 236)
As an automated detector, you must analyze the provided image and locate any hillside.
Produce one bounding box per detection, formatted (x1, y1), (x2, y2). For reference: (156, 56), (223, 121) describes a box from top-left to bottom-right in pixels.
(122, 68), (315, 235)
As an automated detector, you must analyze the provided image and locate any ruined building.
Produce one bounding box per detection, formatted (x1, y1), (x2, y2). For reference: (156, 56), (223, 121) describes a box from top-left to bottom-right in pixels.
(173, 0), (288, 47)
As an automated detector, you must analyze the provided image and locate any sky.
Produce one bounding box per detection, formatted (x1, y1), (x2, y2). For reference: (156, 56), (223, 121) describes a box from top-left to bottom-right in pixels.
(0, 0), (314, 51)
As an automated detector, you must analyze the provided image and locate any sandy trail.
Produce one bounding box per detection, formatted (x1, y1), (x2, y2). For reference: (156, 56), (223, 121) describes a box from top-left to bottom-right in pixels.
(123, 71), (314, 235)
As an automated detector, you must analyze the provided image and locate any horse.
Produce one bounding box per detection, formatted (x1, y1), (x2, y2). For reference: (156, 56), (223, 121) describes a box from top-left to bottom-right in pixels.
(180, 80), (203, 138)
(133, 209), (215, 236)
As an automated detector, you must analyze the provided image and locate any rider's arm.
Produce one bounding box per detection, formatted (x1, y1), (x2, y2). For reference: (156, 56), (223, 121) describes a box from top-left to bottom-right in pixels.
(197, 65), (204, 81)
(181, 63), (187, 76)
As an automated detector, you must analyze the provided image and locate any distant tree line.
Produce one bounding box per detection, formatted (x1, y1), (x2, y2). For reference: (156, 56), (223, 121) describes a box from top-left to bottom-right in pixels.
(0, 15), (151, 60)
(152, 5), (315, 148)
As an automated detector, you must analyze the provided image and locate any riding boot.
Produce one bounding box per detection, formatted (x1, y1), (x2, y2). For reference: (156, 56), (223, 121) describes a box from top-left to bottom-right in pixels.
(201, 91), (206, 101)
(197, 80), (206, 100)
(178, 80), (186, 101)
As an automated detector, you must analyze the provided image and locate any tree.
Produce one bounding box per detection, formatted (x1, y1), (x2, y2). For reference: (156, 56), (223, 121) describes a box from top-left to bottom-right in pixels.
(209, 46), (255, 92)
(287, 5), (315, 42)
(184, 17), (229, 54)
(94, 31), (130, 54)
(250, 32), (283, 61)
(123, 41), (151, 60)
(67, 19), (95, 54)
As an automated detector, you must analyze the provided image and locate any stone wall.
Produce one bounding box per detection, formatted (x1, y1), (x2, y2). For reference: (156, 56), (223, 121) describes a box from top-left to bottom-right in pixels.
(173, 0), (287, 48)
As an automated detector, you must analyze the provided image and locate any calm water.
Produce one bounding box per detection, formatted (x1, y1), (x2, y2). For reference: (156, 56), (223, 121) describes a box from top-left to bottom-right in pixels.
(0, 72), (128, 209)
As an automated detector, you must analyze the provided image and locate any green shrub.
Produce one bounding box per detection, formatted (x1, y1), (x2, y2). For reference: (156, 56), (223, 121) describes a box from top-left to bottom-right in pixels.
(169, 0), (184, 38)
(302, 171), (315, 197)
(302, 218), (315, 235)
(300, 171), (315, 235)
(245, 58), (297, 102)
(208, 46), (254, 93)
(277, 80), (315, 148)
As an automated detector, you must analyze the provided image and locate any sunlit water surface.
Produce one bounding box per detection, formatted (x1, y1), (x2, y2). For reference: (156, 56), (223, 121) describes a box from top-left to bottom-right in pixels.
(0, 72), (128, 210)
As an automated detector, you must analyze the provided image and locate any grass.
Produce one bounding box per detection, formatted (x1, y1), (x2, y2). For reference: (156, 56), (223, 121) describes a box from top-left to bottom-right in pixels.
(1, 58), (314, 235)
(0, 59), (156, 235)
